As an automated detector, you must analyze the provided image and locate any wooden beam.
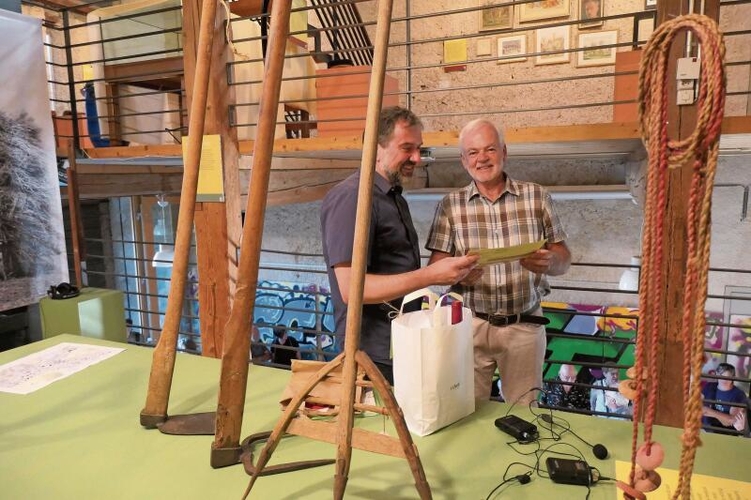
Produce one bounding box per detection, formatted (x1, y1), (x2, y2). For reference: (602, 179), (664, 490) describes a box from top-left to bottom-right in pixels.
(68, 173), (183, 199)
(83, 117), (751, 162)
(75, 164), (182, 175)
(182, 0), (243, 358)
(652, 0), (722, 428)
(103, 56), (183, 90)
(240, 157), (360, 170)
(65, 143), (85, 287)
(253, 181), (341, 207)
(36, 0), (95, 14)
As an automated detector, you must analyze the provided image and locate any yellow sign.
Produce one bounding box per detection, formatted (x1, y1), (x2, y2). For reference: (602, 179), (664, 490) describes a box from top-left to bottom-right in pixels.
(182, 134), (224, 202)
(443, 39), (468, 64)
(615, 460), (751, 499)
(82, 64), (95, 81)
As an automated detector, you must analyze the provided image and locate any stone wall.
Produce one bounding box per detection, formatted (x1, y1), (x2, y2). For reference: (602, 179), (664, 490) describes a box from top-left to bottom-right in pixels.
(261, 154), (751, 312)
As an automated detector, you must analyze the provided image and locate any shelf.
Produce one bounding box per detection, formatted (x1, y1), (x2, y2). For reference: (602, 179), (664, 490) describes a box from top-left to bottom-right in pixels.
(83, 117), (751, 162)
(70, 117), (751, 202)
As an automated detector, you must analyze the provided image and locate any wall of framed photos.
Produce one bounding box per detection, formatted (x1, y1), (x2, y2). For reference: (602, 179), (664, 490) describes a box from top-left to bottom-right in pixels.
(356, 0), (749, 132)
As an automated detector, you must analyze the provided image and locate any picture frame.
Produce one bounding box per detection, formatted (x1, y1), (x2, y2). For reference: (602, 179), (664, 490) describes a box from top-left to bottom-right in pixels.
(497, 34), (527, 63)
(476, 38), (493, 57)
(644, 0), (657, 10)
(579, 0), (603, 29)
(632, 11), (656, 48)
(519, 0), (570, 23)
(577, 30), (619, 67)
(479, 1), (513, 32)
(535, 26), (570, 65)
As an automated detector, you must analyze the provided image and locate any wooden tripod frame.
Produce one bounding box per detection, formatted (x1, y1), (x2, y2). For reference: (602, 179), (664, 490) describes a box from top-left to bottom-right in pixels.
(240, 0), (432, 498)
(242, 352), (431, 499)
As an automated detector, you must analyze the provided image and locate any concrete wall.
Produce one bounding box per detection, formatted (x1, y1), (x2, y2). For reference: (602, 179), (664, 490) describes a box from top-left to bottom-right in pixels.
(261, 154), (751, 313)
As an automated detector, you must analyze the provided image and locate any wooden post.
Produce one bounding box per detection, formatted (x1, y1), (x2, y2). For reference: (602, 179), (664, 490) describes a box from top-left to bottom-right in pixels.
(182, 0), (243, 358)
(65, 141), (86, 287)
(332, 0), (395, 493)
(652, 0), (721, 427)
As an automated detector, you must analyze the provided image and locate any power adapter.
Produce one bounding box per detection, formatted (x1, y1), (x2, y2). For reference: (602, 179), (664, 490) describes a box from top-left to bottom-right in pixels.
(494, 415), (539, 443)
(546, 457), (599, 486)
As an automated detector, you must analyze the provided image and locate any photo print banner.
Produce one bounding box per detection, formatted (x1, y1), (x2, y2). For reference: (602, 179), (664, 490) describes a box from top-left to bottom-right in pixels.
(0, 10), (68, 311)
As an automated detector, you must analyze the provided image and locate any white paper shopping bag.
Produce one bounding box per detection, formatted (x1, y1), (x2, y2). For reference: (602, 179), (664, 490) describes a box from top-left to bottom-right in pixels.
(391, 289), (475, 436)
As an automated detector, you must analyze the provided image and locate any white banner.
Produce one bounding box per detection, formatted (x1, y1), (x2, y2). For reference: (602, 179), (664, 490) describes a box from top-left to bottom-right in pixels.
(0, 10), (68, 311)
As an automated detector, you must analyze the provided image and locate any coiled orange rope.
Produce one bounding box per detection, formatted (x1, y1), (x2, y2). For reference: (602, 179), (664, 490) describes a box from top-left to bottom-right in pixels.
(629, 13), (726, 500)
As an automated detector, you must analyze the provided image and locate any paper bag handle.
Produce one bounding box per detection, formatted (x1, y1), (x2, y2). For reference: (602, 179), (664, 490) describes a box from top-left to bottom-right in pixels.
(398, 288), (438, 316)
(434, 292), (464, 325)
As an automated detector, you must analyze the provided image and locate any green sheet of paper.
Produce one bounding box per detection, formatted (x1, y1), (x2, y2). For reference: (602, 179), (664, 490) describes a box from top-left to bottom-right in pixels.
(468, 239), (547, 266)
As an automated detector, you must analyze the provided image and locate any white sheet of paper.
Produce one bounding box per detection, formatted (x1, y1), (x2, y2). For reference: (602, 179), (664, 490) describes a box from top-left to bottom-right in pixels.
(0, 342), (124, 395)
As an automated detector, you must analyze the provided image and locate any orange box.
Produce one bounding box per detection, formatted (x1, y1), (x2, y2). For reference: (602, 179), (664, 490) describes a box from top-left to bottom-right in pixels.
(613, 49), (642, 123)
(315, 65), (399, 137)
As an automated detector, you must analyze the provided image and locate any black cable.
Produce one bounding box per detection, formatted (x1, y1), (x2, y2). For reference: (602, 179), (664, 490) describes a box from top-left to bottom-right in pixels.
(495, 390), (602, 499)
(484, 462), (534, 500)
(539, 413), (609, 459)
(504, 386), (548, 416)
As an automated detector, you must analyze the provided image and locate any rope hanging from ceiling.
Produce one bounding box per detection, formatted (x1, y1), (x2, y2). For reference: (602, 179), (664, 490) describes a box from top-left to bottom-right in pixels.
(616, 13), (726, 500)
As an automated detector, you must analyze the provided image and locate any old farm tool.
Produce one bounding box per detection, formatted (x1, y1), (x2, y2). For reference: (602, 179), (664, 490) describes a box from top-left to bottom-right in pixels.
(206, 0), (330, 476)
(141, 0), (334, 475)
(139, 0), (221, 430)
(240, 431), (335, 476)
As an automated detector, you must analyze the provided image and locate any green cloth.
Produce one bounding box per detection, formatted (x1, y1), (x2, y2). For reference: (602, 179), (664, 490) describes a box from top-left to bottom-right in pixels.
(1, 336), (748, 499)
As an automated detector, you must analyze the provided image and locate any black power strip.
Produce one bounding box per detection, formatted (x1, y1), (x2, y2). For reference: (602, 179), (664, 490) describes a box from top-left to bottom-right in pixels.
(494, 415), (539, 443)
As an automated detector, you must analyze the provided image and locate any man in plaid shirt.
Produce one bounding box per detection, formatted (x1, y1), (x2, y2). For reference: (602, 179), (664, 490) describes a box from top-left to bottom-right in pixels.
(426, 119), (571, 405)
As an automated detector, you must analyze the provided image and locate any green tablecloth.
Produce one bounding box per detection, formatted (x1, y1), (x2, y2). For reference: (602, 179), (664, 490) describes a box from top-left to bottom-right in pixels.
(0, 336), (748, 499)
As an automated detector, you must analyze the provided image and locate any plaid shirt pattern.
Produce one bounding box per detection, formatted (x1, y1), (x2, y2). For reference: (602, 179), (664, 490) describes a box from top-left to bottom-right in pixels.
(426, 176), (567, 315)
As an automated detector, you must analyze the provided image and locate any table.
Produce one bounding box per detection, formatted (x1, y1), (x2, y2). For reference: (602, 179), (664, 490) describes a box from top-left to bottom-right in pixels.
(1, 336), (748, 500)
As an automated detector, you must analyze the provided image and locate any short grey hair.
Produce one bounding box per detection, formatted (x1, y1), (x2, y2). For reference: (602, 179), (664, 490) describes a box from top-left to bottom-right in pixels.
(458, 118), (506, 154)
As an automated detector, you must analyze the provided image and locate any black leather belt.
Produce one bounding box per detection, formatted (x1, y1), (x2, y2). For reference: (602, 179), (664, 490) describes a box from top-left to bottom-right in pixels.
(475, 312), (550, 327)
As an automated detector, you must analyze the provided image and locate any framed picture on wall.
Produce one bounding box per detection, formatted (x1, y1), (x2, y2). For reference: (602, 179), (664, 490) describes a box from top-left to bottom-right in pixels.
(645, 0), (657, 9)
(497, 34), (527, 63)
(579, 0), (603, 28)
(476, 38), (493, 57)
(479, 1), (513, 32)
(535, 26), (570, 65)
(632, 11), (656, 48)
(520, 0), (570, 23)
(577, 30), (619, 67)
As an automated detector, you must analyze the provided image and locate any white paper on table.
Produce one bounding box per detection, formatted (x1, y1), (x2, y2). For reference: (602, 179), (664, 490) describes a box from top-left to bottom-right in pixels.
(0, 342), (124, 394)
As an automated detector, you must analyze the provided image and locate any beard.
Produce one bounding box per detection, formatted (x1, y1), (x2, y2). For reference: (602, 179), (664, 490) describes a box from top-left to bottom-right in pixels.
(387, 170), (402, 185)
(387, 160), (417, 186)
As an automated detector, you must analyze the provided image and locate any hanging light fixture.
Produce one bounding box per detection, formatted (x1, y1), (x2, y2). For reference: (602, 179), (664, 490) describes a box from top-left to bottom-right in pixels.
(152, 195), (174, 268)
(618, 256), (641, 291)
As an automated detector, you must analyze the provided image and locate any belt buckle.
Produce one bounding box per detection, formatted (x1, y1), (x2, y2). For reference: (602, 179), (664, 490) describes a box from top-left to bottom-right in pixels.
(490, 314), (511, 327)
